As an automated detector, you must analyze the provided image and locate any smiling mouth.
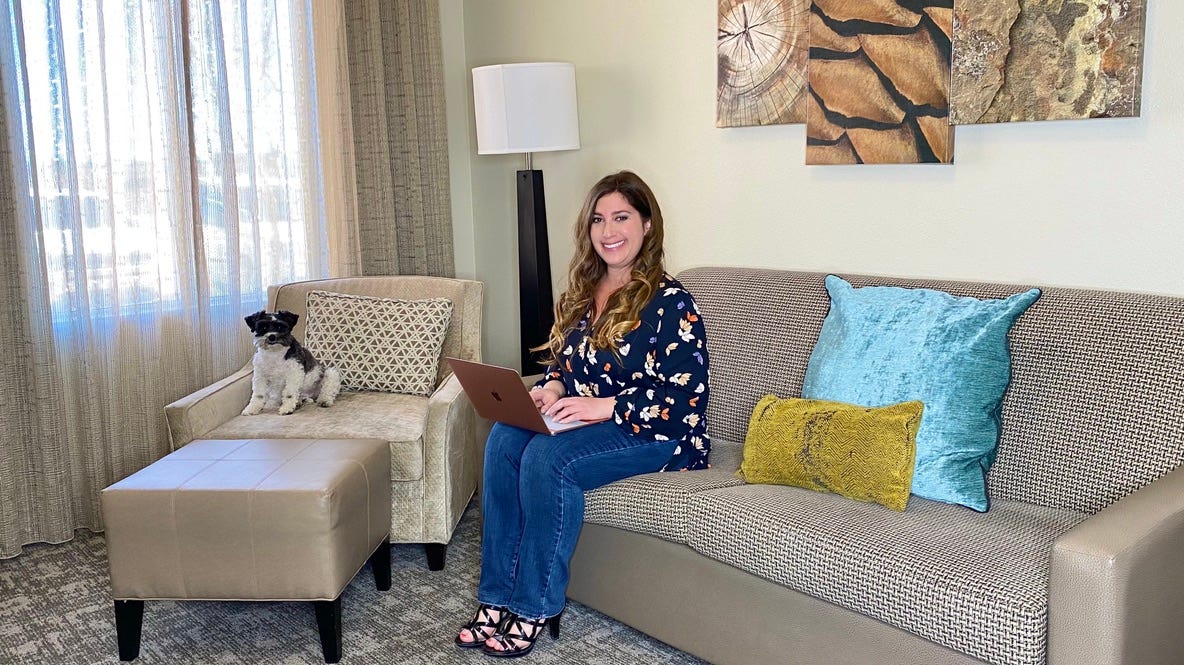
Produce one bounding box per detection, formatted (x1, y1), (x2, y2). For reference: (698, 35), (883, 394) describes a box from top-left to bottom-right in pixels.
(602, 240), (625, 250)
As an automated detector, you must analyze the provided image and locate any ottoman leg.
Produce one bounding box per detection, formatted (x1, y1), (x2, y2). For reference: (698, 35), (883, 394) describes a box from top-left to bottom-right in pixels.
(313, 597), (343, 663)
(113, 600), (144, 661)
(370, 537), (391, 591)
(425, 542), (447, 571)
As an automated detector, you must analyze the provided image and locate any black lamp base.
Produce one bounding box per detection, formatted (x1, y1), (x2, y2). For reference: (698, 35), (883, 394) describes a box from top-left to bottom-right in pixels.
(517, 169), (555, 372)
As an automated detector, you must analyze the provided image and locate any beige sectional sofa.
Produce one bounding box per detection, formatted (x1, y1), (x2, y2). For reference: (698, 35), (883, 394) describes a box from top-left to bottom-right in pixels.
(566, 266), (1184, 665)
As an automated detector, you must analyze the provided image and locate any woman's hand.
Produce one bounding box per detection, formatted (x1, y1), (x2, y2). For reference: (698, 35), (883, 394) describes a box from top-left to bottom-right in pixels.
(530, 381), (564, 413)
(545, 396), (616, 424)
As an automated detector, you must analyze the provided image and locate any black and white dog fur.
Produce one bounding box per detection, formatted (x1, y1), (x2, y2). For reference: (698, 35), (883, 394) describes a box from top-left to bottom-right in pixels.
(241, 310), (341, 416)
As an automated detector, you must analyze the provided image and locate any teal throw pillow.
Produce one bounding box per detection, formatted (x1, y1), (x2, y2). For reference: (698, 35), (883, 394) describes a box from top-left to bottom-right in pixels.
(801, 275), (1040, 511)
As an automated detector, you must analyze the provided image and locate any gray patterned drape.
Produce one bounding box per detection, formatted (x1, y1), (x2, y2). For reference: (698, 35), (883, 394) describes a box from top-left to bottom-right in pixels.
(0, 55), (66, 560)
(344, 0), (455, 277)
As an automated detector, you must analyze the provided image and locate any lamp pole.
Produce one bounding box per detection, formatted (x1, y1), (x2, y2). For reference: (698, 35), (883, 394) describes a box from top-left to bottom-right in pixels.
(516, 157), (554, 372)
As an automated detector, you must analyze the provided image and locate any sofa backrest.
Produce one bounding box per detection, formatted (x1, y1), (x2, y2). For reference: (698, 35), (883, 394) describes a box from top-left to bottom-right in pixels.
(268, 275), (484, 386)
(677, 266), (1184, 514)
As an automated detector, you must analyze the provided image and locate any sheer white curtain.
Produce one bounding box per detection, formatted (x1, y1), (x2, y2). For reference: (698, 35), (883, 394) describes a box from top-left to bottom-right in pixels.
(0, 0), (342, 558)
(311, 0), (363, 276)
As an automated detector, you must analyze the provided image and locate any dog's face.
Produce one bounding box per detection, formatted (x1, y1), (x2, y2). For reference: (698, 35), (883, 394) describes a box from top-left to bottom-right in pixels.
(244, 310), (299, 348)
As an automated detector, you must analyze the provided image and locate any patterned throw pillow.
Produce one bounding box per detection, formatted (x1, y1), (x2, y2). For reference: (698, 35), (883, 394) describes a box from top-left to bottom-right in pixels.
(802, 275), (1040, 511)
(739, 396), (923, 511)
(304, 291), (453, 396)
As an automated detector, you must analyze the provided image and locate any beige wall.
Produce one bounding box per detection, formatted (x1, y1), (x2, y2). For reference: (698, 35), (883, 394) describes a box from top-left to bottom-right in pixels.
(442, 0), (1184, 371)
(439, 0), (475, 281)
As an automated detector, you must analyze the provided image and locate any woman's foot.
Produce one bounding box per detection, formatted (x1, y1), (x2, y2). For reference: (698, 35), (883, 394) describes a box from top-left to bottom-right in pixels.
(455, 603), (506, 648)
(481, 611), (562, 658)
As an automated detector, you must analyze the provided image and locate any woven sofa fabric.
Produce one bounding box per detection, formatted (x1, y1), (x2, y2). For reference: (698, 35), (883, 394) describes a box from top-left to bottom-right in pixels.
(205, 391), (429, 481)
(677, 267), (1184, 514)
(304, 290), (452, 396)
(583, 468), (746, 544)
(584, 438), (745, 543)
(677, 268), (827, 446)
(687, 484), (1087, 665)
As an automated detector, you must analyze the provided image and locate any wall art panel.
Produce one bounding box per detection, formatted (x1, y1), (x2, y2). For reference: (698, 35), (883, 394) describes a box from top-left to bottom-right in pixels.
(950, 0), (1147, 124)
(717, 0), (811, 127)
(806, 0), (955, 164)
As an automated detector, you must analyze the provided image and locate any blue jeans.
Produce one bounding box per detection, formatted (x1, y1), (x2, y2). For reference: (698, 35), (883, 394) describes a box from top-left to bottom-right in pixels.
(477, 421), (677, 619)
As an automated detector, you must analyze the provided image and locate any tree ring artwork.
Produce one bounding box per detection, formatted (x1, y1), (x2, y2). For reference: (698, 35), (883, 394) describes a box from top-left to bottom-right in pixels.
(717, 0), (811, 127)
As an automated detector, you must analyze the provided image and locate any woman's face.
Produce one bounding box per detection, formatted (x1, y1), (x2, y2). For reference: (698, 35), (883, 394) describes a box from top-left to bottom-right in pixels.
(590, 191), (650, 274)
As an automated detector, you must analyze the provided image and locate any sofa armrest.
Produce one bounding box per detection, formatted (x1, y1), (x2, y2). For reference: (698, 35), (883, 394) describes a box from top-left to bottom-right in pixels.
(420, 372), (479, 542)
(1049, 464), (1184, 665)
(164, 365), (252, 449)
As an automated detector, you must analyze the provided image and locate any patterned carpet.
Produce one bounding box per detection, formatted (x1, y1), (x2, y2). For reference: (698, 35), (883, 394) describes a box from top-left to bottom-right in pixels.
(0, 501), (707, 664)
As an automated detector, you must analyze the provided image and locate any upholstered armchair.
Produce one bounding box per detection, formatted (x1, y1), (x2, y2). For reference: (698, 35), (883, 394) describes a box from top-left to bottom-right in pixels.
(164, 276), (484, 570)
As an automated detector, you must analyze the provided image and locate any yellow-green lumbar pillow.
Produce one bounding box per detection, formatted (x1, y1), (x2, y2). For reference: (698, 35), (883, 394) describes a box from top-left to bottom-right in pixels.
(738, 395), (923, 512)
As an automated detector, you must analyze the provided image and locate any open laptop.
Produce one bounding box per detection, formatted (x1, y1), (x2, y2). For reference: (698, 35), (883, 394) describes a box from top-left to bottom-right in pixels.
(446, 357), (607, 435)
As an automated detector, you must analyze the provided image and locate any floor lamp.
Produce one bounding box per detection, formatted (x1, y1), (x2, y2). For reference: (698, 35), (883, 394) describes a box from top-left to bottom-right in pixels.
(472, 62), (580, 372)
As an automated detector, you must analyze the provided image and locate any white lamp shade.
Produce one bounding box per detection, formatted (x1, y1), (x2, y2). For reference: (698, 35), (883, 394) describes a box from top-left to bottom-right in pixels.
(472, 62), (580, 155)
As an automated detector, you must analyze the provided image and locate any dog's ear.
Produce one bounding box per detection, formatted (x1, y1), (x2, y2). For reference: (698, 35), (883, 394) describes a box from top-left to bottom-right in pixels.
(276, 310), (299, 328)
(244, 311), (265, 331)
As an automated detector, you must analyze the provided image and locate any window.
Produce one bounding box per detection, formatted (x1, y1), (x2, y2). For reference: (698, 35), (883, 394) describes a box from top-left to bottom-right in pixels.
(8, 0), (327, 323)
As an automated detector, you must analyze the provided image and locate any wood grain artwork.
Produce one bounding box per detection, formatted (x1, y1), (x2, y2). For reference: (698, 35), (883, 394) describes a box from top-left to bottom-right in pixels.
(717, 0), (811, 127)
(950, 0), (1147, 124)
(806, 0), (955, 164)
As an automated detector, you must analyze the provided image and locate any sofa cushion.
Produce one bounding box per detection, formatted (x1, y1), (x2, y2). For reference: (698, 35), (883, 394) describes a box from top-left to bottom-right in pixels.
(205, 390), (429, 481)
(802, 275), (1040, 511)
(686, 483), (1087, 665)
(583, 439), (745, 543)
(304, 290), (452, 396)
(739, 395), (922, 511)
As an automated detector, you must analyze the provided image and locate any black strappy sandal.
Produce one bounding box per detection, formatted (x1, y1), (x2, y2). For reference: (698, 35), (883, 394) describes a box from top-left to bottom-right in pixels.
(455, 603), (507, 648)
(480, 610), (562, 658)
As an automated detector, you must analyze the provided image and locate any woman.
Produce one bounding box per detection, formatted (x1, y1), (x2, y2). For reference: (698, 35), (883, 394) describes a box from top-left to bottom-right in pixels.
(455, 170), (711, 657)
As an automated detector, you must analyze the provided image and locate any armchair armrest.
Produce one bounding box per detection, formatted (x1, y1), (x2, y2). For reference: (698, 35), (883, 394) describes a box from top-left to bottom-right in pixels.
(1049, 464), (1184, 665)
(164, 365), (252, 449)
(420, 372), (479, 542)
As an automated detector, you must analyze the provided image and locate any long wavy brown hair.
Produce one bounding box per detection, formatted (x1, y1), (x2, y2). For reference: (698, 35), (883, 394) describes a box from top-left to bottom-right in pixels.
(534, 170), (666, 366)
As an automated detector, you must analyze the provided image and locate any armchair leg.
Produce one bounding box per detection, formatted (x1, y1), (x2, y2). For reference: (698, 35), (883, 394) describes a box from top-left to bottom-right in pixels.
(313, 597), (343, 664)
(114, 600), (144, 661)
(425, 542), (447, 571)
(370, 537), (391, 591)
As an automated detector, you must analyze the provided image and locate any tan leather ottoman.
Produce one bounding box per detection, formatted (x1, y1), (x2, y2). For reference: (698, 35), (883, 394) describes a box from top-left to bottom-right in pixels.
(100, 438), (392, 663)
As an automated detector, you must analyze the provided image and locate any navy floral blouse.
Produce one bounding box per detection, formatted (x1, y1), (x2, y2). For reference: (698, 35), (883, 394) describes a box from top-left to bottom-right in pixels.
(535, 276), (711, 471)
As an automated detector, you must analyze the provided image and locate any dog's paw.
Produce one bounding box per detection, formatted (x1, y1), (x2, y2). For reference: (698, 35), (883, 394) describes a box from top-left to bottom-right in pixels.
(278, 403), (297, 415)
(241, 402), (263, 416)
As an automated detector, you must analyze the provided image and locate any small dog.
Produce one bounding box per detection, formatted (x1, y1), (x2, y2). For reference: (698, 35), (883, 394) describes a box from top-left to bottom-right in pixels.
(241, 310), (341, 415)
